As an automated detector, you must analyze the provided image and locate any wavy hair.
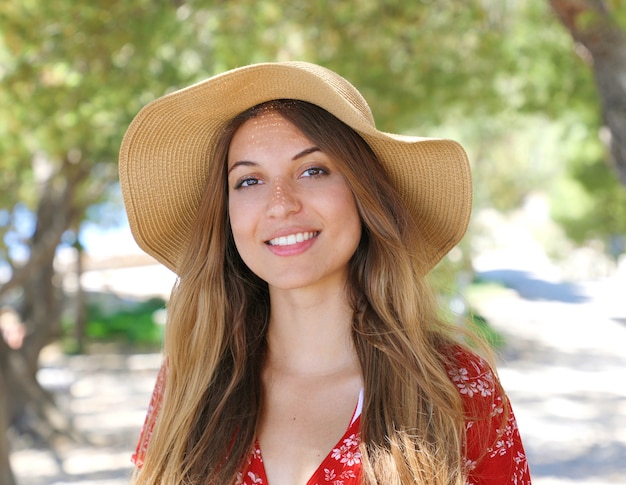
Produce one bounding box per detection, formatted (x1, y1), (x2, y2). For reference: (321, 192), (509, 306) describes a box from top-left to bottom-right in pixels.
(133, 100), (500, 484)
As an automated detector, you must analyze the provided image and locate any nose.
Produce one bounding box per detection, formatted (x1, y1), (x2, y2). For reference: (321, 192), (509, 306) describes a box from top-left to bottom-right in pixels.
(266, 178), (301, 218)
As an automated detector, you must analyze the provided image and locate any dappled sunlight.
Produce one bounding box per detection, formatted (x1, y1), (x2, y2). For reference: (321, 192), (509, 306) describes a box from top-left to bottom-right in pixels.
(11, 350), (162, 485)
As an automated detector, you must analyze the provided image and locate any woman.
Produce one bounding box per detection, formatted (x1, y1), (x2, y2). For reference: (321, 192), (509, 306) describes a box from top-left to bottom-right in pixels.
(119, 62), (530, 484)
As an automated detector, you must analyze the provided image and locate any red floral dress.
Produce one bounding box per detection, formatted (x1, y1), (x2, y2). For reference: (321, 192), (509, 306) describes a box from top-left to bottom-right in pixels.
(133, 349), (531, 484)
(236, 391), (364, 485)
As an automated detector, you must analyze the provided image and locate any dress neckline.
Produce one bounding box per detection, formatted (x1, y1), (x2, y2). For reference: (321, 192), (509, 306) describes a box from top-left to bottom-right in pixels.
(351, 387), (364, 425)
(250, 388), (364, 485)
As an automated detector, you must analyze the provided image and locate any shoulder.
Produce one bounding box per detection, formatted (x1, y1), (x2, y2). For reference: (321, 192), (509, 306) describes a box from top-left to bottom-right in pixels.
(445, 347), (498, 404)
(444, 346), (505, 437)
(444, 347), (532, 484)
(444, 346), (506, 444)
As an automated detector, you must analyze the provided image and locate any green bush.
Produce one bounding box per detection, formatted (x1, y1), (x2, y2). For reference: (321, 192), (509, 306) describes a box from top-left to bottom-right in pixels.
(468, 313), (506, 350)
(85, 297), (165, 346)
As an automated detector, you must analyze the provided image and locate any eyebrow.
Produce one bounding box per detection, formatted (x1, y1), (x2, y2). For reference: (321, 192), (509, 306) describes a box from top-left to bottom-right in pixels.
(293, 146), (321, 160)
(227, 146), (321, 174)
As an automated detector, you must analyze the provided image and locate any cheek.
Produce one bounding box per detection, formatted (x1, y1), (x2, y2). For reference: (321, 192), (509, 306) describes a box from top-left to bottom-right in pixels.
(228, 201), (246, 243)
(228, 198), (259, 263)
(337, 188), (361, 230)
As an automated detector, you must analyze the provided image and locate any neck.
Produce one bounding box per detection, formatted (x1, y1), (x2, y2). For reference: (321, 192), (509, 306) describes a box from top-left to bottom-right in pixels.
(265, 285), (359, 376)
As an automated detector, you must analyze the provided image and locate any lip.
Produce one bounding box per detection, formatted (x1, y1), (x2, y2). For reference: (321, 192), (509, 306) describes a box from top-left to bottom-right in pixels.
(264, 230), (320, 256)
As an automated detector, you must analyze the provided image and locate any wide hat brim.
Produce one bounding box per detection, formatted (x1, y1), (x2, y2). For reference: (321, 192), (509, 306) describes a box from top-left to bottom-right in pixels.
(119, 61), (472, 275)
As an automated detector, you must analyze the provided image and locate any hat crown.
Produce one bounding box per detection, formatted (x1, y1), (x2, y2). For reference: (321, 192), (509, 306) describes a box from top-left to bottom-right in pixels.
(270, 61), (376, 128)
(287, 62), (376, 126)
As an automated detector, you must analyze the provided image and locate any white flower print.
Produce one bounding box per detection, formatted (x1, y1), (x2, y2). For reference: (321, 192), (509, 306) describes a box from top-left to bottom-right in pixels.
(491, 439), (509, 457)
(331, 433), (362, 466)
(450, 366), (495, 398)
(246, 471), (263, 484)
(449, 366), (469, 384)
(464, 458), (478, 472)
(331, 446), (362, 466)
(342, 450), (362, 466)
(323, 467), (357, 484)
(343, 433), (359, 447)
(491, 399), (505, 418)
(331, 446), (345, 461)
(513, 450), (527, 466)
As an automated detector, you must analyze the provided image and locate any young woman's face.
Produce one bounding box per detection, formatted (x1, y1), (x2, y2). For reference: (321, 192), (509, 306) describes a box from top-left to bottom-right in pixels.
(227, 111), (362, 293)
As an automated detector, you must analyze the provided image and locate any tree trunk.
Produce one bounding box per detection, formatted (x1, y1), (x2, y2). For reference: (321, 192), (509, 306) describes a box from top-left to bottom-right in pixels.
(0, 333), (80, 483)
(0, 342), (17, 485)
(74, 240), (87, 354)
(0, 160), (88, 480)
(549, 0), (626, 185)
(15, 187), (68, 383)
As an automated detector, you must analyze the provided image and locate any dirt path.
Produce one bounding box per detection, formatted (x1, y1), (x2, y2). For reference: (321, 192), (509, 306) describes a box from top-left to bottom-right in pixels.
(10, 352), (161, 485)
(472, 251), (626, 485)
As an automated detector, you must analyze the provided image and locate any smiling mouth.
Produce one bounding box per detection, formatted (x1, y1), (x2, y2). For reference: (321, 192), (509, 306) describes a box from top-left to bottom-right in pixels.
(266, 231), (319, 247)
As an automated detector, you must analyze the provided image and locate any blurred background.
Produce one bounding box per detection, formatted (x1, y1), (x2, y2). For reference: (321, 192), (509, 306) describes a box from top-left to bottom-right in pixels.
(1, 0), (625, 484)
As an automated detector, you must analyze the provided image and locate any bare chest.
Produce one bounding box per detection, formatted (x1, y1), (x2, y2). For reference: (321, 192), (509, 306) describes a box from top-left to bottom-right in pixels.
(257, 373), (362, 485)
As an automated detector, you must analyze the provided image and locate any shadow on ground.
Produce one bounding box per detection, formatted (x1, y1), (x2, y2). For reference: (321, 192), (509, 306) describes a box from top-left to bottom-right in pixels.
(478, 269), (590, 303)
(474, 267), (626, 484)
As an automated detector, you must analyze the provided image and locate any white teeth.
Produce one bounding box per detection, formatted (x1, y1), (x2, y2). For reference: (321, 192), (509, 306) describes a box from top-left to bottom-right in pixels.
(268, 232), (317, 246)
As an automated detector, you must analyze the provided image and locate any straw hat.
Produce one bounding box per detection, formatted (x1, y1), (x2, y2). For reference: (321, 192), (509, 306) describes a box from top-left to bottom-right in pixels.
(119, 61), (472, 275)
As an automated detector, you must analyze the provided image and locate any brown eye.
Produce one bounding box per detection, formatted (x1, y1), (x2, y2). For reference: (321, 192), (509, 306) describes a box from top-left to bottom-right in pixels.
(235, 177), (262, 189)
(301, 167), (327, 178)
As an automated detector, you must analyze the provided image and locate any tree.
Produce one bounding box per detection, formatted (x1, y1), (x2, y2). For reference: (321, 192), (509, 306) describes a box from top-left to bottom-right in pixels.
(0, 344), (14, 485)
(0, 2), (204, 481)
(549, 0), (626, 185)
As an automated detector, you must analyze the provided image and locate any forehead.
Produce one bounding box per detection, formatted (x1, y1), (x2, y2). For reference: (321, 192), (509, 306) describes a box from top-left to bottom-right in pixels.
(233, 110), (306, 141)
(227, 110), (314, 161)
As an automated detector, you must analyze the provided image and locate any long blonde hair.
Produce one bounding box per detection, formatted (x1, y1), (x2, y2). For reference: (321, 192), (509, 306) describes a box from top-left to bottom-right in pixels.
(133, 100), (499, 484)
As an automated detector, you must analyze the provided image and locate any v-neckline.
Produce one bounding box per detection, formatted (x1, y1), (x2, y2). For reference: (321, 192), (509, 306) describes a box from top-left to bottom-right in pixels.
(253, 388), (363, 485)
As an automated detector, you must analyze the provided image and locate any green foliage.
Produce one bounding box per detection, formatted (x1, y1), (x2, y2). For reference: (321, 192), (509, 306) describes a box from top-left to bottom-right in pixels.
(447, 114), (568, 212)
(83, 297), (165, 346)
(552, 162), (626, 244)
(1, 0), (624, 294)
(461, 277), (509, 349)
(547, 112), (626, 245)
(0, 0), (202, 269)
(469, 313), (506, 350)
